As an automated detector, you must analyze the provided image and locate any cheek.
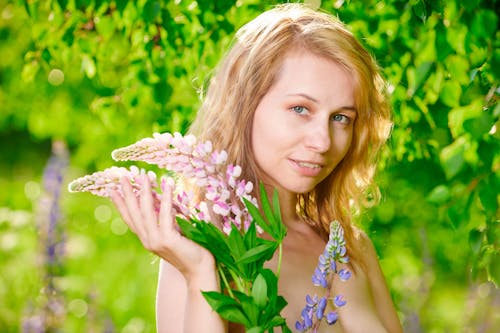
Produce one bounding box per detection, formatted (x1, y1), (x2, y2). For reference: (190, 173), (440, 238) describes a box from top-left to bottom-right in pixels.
(333, 129), (354, 156)
(251, 114), (268, 162)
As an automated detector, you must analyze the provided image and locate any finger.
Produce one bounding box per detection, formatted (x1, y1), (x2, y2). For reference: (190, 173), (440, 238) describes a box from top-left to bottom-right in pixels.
(139, 174), (157, 230)
(159, 178), (174, 232)
(109, 189), (137, 234)
(121, 176), (147, 236)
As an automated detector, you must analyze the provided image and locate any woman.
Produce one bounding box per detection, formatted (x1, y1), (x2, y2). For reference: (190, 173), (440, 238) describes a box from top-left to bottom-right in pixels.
(110, 4), (402, 332)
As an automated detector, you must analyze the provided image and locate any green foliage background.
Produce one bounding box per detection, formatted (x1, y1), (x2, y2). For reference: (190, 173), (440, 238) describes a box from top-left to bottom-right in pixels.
(0, 0), (498, 332)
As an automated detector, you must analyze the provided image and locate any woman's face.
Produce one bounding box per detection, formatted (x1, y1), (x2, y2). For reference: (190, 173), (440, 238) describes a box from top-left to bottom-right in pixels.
(251, 50), (356, 195)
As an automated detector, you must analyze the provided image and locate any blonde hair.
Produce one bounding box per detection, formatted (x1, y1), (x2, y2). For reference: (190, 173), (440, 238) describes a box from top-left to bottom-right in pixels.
(189, 3), (392, 264)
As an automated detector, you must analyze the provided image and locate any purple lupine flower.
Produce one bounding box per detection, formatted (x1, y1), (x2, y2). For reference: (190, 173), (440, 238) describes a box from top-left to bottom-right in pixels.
(334, 295), (347, 307)
(312, 266), (328, 288)
(301, 306), (313, 328)
(316, 297), (327, 319)
(295, 321), (305, 331)
(24, 141), (69, 332)
(338, 268), (352, 281)
(296, 221), (351, 331)
(326, 311), (339, 325)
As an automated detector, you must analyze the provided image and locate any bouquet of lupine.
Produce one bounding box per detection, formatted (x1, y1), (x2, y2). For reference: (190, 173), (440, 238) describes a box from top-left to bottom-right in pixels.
(69, 132), (350, 332)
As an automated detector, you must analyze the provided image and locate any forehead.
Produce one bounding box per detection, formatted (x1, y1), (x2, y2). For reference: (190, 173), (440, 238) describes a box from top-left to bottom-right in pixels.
(266, 50), (355, 106)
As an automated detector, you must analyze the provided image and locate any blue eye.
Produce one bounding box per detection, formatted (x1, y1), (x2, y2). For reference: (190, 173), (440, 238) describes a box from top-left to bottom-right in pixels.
(291, 106), (308, 115)
(331, 114), (351, 124)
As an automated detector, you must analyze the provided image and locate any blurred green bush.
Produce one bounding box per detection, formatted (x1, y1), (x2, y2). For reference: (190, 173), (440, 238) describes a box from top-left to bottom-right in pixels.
(0, 0), (498, 332)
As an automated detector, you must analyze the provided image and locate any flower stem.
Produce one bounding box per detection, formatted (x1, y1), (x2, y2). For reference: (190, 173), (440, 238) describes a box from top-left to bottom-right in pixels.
(228, 269), (246, 294)
(276, 243), (283, 279)
(218, 265), (234, 298)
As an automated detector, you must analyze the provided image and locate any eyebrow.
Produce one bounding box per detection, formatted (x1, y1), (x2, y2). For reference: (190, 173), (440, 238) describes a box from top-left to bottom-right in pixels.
(287, 93), (358, 113)
(287, 93), (320, 103)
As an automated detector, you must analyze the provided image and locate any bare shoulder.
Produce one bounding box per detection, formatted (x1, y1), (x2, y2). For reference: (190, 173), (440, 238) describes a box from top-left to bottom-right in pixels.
(354, 228), (380, 267)
(345, 227), (403, 333)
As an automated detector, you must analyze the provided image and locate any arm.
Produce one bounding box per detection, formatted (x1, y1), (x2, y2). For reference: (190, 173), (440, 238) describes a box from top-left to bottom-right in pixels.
(110, 176), (226, 333)
(333, 232), (402, 333)
(156, 260), (186, 333)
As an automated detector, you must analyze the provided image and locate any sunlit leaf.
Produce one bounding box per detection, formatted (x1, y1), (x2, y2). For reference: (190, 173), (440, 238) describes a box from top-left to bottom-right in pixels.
(444, 55), (469, 84)
(427, 185), (450, 204)
(468, 229), (483, 255)
(439, 137), (467, 179)
(471, 10), (498, 39)
(440, 81), (461, 107)
(251, 273), (268, 308)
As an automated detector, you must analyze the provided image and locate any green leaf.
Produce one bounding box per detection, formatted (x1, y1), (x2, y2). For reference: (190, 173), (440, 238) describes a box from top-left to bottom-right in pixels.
(471, 10), (498, 39)
(227, 224), (246, 260)
(265, 316), (287, 329)
(244, 197), (273, 236)
(177, 217), (239, 273)
(259, 183), (276, 226)
(444, 55), (469, 85)
(21, 61), (40, 83)
(143, 0), (161, 23)
(469, 229), (483, 255)
(94, 15), (116, 40)
(243, 220), (257, 249)
(251, 273), (268, 308)
(439, 137), (467, 179)
(274, 295), (288, 313)
(237, 243), (276, 265)
(233, 290), (260, 326)
(446, 23), (467, 54)
(246, 327), (264, 333)
(440, 81), (461, 107)
(202, 290), (240, 309)
(153, 81), (173, 104)
(415, 62), (433, 88)
(259, 268), (281, 314)
(463, 111), (494, 139)
(202, 291), (251, 326)
(427, 185), (451, 204)
(478, 179), (499, 214)
(81, 55), (96, 79)
(56, 0), (68, 10)
(448, 99), (483, 138)
(218, 306), (252, 327)
(176, 217), (207, 244)
(272, 188), (286, 239)
(412, 0), (429, 22)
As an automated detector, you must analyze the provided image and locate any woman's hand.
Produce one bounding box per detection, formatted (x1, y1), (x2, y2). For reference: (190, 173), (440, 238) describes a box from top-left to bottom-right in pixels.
(109, 175), (215, 282)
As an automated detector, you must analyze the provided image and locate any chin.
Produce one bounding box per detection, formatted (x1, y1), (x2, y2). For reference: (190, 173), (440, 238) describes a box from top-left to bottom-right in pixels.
(285, 183), (318, 195)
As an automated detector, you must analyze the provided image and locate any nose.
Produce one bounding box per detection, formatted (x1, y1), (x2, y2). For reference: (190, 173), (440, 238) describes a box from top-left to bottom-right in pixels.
(305, 121), (331, 153)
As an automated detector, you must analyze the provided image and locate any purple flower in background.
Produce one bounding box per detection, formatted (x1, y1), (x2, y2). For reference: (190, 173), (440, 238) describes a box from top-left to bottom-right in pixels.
(24, 141), (69, 332)
(295, 221), (350, 332)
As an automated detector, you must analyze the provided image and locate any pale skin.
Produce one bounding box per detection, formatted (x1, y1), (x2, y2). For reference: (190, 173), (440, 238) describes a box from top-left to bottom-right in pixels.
(110, 51), (403, 333)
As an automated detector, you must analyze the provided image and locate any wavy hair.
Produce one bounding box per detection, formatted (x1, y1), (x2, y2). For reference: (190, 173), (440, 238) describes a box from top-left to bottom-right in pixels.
(188, 3), (392, 264)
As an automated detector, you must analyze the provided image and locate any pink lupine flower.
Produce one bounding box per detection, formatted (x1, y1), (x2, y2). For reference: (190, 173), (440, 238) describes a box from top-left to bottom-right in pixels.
(69, 132), (257, 234)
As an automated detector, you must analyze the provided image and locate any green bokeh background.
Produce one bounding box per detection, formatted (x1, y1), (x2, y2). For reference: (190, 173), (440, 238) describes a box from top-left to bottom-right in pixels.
(0, 0), (498, 332)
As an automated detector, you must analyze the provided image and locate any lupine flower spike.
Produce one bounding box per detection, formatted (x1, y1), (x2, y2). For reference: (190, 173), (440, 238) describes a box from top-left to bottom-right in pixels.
(68, 132), (257, 234)
(295, 221), (351, 332)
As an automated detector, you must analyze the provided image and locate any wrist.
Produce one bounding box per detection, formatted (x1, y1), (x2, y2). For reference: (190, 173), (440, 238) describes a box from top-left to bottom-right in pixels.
(185, 256), (219, 292)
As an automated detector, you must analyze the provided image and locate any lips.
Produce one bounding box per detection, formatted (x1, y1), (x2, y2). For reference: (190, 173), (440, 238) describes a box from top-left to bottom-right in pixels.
(296, 161), (322, 169)
(290, 159), (325, 176)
